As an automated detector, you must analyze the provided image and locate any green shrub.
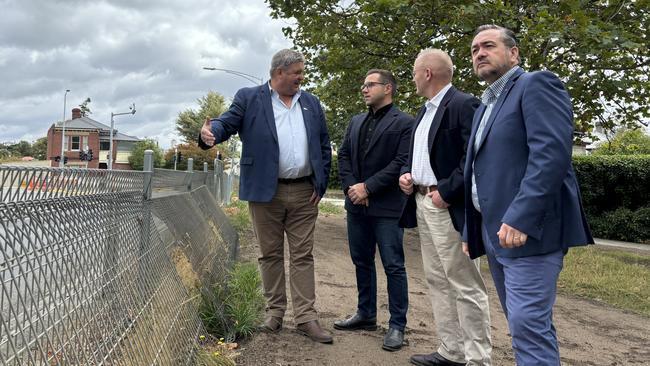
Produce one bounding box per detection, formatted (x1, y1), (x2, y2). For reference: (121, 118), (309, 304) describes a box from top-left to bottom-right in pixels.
(573, 155), (650, 243)
(328, 155), (341, 189)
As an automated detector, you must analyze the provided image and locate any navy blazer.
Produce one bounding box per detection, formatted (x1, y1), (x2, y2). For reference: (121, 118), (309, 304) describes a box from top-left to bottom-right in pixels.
(399, 87), (479, 231)
(463, 68), (593, 259)
(338, 105), (413, 218)
(199, 84), (332, 202)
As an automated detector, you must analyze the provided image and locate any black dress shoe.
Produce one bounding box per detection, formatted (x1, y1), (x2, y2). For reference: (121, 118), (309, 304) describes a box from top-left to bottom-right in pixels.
(333, 313), (377, 331)
(409, 352), (466, 366)
(381, 327), (404, 352)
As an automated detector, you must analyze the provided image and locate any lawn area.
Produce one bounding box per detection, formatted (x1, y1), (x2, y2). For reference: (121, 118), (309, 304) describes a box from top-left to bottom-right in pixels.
(559, 246), (650, 317)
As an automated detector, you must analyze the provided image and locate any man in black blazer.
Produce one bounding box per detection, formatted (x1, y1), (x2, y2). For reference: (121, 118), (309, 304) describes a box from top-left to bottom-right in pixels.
(335, 69), (413, 352)
(399, 49), (492, 366)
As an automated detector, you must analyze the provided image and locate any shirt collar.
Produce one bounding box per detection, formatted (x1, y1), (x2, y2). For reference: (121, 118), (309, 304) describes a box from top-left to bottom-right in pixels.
(269, 82), (302, 105)
(426, 83), (452, 110)
(368, 102), (393, 118)
(481, 66), (520, 105)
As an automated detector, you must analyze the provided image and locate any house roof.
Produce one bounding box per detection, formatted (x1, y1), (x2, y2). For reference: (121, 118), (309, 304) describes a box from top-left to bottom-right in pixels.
(54, 116), (141, 142)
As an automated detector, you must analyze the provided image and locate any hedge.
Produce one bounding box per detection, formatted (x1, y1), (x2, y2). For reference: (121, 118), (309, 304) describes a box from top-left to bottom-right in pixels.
(573, 155), (650, 243)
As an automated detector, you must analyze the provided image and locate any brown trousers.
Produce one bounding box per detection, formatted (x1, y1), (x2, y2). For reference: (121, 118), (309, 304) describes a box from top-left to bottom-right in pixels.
(248, 181), (319, 324)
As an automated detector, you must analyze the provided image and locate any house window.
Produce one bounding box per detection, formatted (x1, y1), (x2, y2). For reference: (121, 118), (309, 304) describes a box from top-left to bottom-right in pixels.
(100, 141), (110, 150)
(71, 136), (80, 151)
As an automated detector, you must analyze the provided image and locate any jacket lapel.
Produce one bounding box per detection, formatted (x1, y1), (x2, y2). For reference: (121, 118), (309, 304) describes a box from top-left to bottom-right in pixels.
(427, 87), (456, 151)
(365, 105), (398, 157)
(298, 94), (313, 146)
(475, 68), (524, 154)
(349, 113), (365, 164)
(260, 84), (278, 144)
(408, 106), (427, 167)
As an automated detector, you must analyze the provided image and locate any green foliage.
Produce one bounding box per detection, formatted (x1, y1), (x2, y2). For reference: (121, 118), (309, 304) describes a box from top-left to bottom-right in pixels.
(79, 97), (92, 116)
(266, 0), (650, 145)
(176, 92), (228, 143)
(328, 153), (341, 189)
(199, 262), (264, 341)
(593, 129), (650, 155)
(573, 155), (650, 242)
(225, 200), (250, 234)
(1, 140), (33, 157)
(128, 138), (165, 170)
(31, 137), (48, 160)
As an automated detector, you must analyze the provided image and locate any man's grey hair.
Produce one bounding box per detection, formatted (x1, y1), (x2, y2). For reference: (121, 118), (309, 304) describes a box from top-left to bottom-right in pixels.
(270, 49), (305, 77)
(416, 48), (454, 82)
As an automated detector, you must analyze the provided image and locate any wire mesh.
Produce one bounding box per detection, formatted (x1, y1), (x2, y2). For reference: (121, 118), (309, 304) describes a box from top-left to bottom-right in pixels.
(0, 166), (239, 365)
(0, 167), (144, 203)
(151, 169), (188, 194)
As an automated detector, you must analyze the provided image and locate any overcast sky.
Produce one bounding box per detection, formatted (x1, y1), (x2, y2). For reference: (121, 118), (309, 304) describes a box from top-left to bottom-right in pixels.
(0, 0), (293, 149)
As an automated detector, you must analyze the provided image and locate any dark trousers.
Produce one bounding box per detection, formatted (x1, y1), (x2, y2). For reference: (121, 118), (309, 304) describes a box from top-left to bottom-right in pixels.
(346, 212), (408, 330)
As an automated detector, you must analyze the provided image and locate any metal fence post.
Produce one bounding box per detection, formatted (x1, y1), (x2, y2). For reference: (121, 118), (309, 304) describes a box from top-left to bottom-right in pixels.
(140, 150), (153, 301)
(213, 158), (221, 204)
(187, 158), (194, 191)
(203, 162), (208, 186)
(143, 150), (153, 200)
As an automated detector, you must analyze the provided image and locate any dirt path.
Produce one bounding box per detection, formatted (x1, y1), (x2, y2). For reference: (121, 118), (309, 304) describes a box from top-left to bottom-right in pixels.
(237, 213), (650, 366)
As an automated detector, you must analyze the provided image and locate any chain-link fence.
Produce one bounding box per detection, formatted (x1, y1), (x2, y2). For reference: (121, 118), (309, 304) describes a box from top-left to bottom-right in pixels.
(0, 154), (239, 365)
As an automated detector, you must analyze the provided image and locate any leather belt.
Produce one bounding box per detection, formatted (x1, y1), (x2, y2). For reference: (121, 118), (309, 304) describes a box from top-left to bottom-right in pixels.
(278, 176), (311, 184)
(415, 184), (437, 195)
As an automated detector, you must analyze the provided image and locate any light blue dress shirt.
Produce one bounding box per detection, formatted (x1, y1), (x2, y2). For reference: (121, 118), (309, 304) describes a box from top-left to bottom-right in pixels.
(270, 85), (312, 179)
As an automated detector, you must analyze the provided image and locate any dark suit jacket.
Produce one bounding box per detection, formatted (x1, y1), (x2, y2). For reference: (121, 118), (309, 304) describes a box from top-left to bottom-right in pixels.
(338, 105), (414, 218)
(198, 84), (332, 202)
(399, 86), (479, 231)
(463, 68), (594, 259)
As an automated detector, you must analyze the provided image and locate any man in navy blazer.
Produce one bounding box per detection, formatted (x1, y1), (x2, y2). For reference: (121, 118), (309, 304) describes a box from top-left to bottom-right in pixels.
(463, 25), (593, 364)
(199, 49), (333, 343)
(335, 69), (413, 352)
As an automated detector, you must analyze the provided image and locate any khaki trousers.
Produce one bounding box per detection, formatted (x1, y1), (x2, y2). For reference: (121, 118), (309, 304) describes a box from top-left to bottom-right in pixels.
(248, 181), (318, 324)
(415, 193), (492, 366)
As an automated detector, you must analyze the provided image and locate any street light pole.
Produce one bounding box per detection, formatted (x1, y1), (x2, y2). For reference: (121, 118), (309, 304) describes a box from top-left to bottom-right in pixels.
(202, 67), (263, 85)
(108, 103), (136, 170)
(60, 89), (70, 167)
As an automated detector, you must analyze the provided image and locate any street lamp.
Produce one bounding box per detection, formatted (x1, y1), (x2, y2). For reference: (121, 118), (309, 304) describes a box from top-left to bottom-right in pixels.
(108, 103), (136, 170)
(202, 67), (263, 85)
(60, 89), (70, 167)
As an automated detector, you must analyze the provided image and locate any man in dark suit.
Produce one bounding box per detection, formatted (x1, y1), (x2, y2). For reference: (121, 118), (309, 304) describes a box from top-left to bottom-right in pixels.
(399, 49), (492, 366)
(199, 49), (333, 344)
(334, 69), (413, 352)
(463, 25), (594, 364)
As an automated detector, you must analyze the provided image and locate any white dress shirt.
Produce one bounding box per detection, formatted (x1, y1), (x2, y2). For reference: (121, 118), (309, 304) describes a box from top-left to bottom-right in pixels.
(411, 83), (452, 186)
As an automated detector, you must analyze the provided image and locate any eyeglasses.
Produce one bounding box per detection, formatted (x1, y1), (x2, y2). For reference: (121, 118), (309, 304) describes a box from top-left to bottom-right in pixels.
(361, 82), (387, 90)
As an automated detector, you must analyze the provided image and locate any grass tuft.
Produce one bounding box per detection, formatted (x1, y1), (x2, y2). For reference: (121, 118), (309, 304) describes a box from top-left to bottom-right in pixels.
(319, 201), (344, 215)
(198, 262), (265, 341)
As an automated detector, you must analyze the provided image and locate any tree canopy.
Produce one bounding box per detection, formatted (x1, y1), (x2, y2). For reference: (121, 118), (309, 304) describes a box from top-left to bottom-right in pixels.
(266, 0), (649, 145)
(593, 128), (650, 155)
(175, 91), (228, 143)
(128, 139), (165, 170)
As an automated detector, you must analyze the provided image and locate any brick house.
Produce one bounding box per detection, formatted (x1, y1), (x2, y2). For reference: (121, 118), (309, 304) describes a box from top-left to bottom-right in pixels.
(46, 108), (141, 169)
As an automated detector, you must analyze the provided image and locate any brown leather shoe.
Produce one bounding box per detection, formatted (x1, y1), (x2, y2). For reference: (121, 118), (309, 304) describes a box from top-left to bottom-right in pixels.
(295, 320), (333, 344)
(259, 316), (282, 333)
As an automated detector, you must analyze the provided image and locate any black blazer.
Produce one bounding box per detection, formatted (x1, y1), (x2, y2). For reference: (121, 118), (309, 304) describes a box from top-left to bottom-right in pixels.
(400, 86), (479, 231)
(338, 105), (414, 218)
